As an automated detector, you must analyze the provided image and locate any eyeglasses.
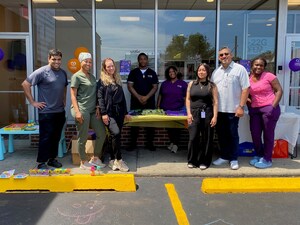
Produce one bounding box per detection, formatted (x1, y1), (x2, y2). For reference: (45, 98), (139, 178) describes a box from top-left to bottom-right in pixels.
(219, 53), (230, 57)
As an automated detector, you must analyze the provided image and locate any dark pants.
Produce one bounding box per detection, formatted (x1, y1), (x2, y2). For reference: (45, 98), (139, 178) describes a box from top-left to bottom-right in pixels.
(37, 112), (66, 163)
(216, 112), (240, 161)
(167, 128), (181, 146)
(188, 108), (214, 167)
(129, 126), (155, 147)
(249, 105), (280, 162)
(107, 116), (124, 160)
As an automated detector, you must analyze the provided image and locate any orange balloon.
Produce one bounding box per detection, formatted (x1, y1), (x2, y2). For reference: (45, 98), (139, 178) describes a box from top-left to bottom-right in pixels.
(67, 58), (81, 73)
(74, 47), (89, 59)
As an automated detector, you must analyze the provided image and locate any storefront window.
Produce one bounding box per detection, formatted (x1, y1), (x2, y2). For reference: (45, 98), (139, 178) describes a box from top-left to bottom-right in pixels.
(32, 0), (92, 78)
(96, 0), (155, 80)
(0, 1), (29, 32)
(220, 0), (278, 73)
(287, 2), (300, 33)
(158, 0), (216, 80)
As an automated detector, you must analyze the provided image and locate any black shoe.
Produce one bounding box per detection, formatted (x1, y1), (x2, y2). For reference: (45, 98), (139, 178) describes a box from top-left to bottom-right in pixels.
(37, 163), (49, 169)
(47, 159), (62, 168)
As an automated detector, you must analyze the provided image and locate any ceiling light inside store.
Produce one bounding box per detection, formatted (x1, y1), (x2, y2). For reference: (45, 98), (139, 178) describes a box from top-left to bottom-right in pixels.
(184, 17), (205, 22)
(227, 23), (233, 26)
(96, 0), (103, 2)
(120, 17), (140, 21)
(207, 0), (214, 2)
(53, 16), (76, 21)
(266, 24), (272, 26)
(33, 0), (58, 3)
(268, 17), (275, 22)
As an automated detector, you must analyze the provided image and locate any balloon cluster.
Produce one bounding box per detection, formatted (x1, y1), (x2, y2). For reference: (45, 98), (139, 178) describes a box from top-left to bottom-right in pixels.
(289, 58), (300, 72)
(67, 46), (89, 73)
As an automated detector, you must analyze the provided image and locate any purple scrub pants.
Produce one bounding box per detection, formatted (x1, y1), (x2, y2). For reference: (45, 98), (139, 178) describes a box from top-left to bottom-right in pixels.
(249, 105), (280, 162)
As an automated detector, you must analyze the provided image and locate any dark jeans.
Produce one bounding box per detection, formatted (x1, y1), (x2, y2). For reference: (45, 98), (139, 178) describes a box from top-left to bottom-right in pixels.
(129, 126), (155, 147)
(37, 111), (66, 163)
(106, 116), (124, 160)
(216, 112), (240, 161)
(249, 105), (280, 162)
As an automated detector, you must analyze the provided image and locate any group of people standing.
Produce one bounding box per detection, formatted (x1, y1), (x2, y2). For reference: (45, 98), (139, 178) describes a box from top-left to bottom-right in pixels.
(22, 46), (283, 172)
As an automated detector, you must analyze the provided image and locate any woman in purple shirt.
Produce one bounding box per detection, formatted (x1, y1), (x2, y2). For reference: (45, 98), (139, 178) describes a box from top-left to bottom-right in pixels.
(157, 66), (188, 153)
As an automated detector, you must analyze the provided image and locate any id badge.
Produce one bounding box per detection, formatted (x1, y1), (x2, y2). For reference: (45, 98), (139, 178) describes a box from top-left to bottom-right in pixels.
(201, 111), (206, 118)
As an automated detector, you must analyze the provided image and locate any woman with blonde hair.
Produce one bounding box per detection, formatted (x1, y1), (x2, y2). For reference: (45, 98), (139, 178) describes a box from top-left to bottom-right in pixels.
(97, 58), (130, 172)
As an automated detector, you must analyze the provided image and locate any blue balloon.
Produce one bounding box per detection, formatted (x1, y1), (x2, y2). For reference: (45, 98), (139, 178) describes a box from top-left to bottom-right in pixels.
(0, 48), (4, 61)
(289, 58), (300, 72)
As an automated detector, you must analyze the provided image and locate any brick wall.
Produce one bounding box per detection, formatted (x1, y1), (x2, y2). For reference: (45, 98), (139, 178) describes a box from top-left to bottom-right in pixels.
(30, 124), (189, 149)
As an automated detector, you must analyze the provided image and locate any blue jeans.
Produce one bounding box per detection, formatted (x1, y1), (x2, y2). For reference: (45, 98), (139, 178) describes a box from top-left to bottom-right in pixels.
(216, 112), (240, 161)
(38, 112), (66, 163)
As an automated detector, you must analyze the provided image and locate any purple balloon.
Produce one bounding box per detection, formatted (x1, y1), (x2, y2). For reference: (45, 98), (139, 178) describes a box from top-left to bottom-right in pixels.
(0, 48), (4, 61)
(289, 58), (300, 72)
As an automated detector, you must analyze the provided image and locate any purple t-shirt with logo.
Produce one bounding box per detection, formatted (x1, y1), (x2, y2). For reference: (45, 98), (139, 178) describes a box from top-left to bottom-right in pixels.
(159, 79), (187, 111)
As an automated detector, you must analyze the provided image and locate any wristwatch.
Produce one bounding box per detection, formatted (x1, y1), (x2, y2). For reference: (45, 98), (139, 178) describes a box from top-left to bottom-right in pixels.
(238, 105), (244, 109)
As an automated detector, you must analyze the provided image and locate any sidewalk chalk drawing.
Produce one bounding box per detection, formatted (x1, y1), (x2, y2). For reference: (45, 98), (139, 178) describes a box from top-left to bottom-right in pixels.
(57, 200), (105, 224)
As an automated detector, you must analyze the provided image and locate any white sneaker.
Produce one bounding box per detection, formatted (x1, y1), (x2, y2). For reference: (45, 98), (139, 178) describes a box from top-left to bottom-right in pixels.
(80, 161), (93, 170)
(89, 158), (106, 168)
(199, 164), (207, 170)
(108, 160), (115, 169)
(167, 143), (174, 150)
(213, 158), (229, 166)
(171, 145), (178, 153)
(112, 159), (129, 172)
(230, 160), (239, 170)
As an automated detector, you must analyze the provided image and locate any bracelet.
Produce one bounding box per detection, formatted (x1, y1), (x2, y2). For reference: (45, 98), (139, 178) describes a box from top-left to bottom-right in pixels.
(238, 105), (244, 109)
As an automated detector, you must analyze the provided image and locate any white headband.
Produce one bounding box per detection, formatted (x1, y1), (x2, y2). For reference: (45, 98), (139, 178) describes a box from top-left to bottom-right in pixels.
(78, 52), (92, 62)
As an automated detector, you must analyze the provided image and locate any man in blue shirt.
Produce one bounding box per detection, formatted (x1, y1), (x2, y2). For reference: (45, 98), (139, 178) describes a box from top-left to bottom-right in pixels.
(22, 49), (68, 169)
(127, 53), (158, 151)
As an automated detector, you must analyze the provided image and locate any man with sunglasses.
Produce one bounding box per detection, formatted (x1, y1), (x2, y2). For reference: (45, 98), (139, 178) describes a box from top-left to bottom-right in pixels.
(211, 47), (250, 170)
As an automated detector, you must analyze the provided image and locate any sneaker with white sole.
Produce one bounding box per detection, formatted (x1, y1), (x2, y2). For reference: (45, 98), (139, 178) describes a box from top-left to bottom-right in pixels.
(167, 143), (174, 150)
(230, 160), (239, 170)
(108, 159), (115, 169)
(171, 145), (178, 153)
(249, 156), (261, 166)
(80, 161), (93, 170)
(199, 164), (207, 170)
(89, 158), (106, 168)
(112, 159), (129, 172)
(213, 158), (229, 166)
(254, 158), (272, 169)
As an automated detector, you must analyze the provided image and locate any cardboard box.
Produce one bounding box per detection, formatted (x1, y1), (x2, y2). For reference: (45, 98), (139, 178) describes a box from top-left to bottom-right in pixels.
(71, 139), (95, 165)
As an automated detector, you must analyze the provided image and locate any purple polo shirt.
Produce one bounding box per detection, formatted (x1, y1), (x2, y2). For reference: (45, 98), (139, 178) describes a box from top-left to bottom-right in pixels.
(159, 79), (188, 111)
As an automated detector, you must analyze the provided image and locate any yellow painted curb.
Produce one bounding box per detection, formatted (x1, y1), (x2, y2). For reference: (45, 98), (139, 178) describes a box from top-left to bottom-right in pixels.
(0, 174), (136, 193)
(201, 177), (300, 194)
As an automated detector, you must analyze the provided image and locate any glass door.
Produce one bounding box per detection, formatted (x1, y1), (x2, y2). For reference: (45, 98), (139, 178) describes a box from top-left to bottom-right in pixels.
(284, 35), (300, 114)
(0, 34), (32, 127)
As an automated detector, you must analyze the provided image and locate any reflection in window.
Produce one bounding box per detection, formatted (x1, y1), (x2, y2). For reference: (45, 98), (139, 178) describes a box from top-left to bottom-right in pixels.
(96, 1), (155, 80)
(0, 1), (29, 32)
(220, 0), (277, 73)
(158, 1), (216, 80)
(32, 1), (92, 78)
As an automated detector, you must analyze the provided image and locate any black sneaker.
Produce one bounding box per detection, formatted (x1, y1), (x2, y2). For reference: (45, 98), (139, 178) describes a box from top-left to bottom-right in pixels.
(37, 163), (48, 169)
(47, 159), (62, 168)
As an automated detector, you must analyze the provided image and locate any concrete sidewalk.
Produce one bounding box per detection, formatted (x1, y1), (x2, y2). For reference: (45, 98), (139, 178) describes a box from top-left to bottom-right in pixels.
(1, 139), (300, 177)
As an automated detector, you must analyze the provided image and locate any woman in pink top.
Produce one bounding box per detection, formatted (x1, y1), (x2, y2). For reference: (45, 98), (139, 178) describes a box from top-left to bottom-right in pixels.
(247, 57), (283, 169)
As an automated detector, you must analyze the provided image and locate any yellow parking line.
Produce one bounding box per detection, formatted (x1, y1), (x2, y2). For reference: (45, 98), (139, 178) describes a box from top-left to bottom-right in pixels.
(202, 177), (300, 194)
(165, 183), (190, 225)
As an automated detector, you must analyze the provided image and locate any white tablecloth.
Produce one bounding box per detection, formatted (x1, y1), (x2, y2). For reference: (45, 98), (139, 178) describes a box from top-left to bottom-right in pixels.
(239, 112), (300, 150)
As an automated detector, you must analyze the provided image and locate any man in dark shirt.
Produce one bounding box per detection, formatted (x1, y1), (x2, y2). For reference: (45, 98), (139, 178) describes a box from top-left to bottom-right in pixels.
(127, 53), (158, 151)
